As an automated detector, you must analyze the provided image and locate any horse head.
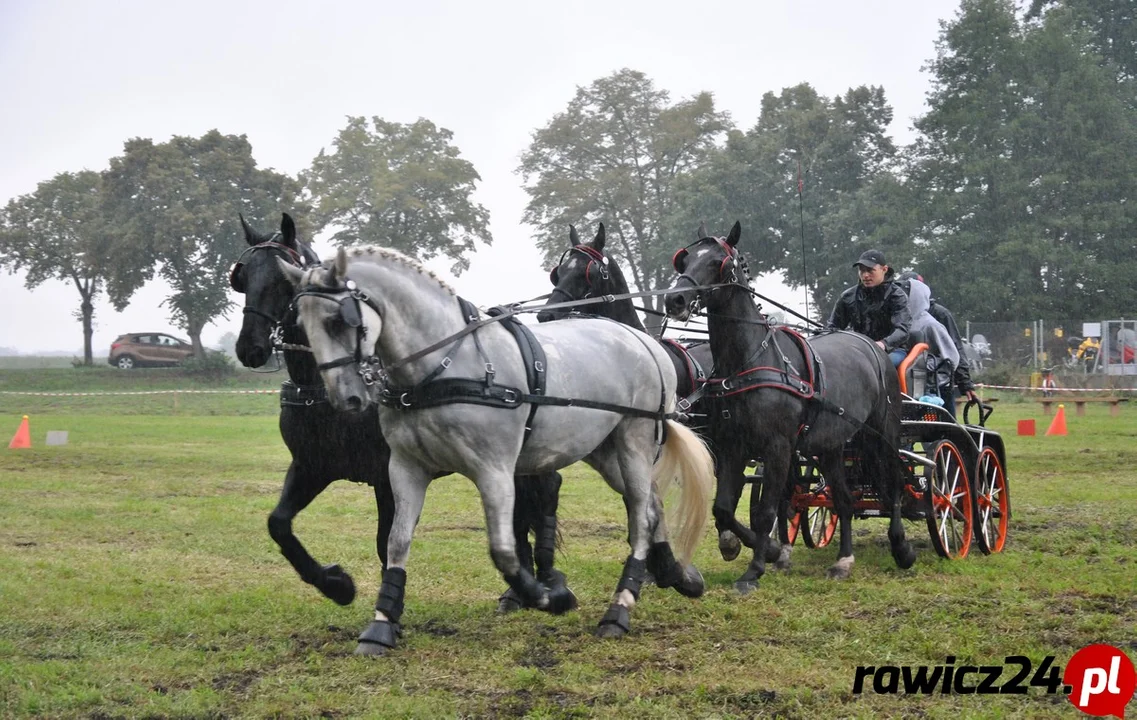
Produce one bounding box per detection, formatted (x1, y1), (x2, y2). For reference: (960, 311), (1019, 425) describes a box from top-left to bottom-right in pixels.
(664, 220), (746, 322)
(231, 213), (315, 367)
(280, 248), (383, 413)
(538, 223), (627, 322)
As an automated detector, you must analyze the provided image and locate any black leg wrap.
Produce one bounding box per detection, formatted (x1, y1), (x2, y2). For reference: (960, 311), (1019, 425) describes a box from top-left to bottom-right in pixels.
(596, 602), (631, 638)
(318, 563), (356, 606)
(646, 542), (684, 589)
(535, 517), (558, 571)
(616, 556), (647, 600)
(375, 567), (407, 624)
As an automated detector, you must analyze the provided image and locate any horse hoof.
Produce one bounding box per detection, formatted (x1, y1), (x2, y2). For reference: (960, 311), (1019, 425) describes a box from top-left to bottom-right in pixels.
(354, 641), (388, 656)
(893, 544), (917, 570)
(719, 531), (741, 562)
(774, 545), (793, 571)
(356, 619), (398, 655)
(496, 588), (525, 615)
(734, 580), (758, 595)
(826, 556), (855, 580)
(596, 623), (628, 639)
(675, 565), (705, 598)
(546, 585), (578, 615)
(320, 564), (356, 606)
(596, 603), (630, 639)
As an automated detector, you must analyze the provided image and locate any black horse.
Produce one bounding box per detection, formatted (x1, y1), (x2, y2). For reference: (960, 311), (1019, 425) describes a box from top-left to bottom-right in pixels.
(538, 223), (791, 565)
(664, 222), (916, 592)
(231, 213), (569, 628)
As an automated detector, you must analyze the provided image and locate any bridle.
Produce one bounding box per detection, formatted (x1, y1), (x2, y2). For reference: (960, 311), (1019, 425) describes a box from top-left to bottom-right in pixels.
(548, 245), (611, 303)
(230, 235), (308, 326)
(670, 237), (749, 316)
(292, 278), (386, 386)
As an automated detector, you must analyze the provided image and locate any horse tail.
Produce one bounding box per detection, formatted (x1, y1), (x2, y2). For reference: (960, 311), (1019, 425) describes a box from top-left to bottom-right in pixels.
(652, 420), (715, 566)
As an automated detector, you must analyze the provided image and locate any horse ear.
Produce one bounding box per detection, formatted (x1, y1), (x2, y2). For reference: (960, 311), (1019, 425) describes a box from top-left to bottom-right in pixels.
(334, 246), (349, 283)
(593, 222), (606, 251)
(280, 213), (297, 249)
(240, 214), (259, 246)
(696, 221), (708, 240)
(726, 221), (742, 247)
(569, 225), (580, 246)
(276, 257), (304, 287)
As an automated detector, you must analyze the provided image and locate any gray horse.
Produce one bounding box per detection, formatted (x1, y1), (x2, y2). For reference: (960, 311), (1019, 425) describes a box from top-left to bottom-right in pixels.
(280, 246), (714, 654)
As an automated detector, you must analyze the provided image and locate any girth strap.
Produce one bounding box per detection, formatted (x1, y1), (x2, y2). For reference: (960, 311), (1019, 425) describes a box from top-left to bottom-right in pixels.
(490, 307), (547, 444)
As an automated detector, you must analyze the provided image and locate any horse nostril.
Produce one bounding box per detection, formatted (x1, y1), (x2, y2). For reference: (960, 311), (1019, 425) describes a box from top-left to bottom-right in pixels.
(345, 395), (362, 411)
(247, 346), (267, 368)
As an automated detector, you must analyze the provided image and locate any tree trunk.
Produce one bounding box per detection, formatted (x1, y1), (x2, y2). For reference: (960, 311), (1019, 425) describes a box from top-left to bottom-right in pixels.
(188, 322), (206, 358)
(80, 298), (94, 366)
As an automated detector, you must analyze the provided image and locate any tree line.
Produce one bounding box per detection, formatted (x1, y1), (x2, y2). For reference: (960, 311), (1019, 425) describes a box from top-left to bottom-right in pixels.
(2, 0), (1132, 363)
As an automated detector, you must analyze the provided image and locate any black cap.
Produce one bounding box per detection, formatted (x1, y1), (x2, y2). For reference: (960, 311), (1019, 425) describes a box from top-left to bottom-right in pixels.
(853, 249), (887, 269)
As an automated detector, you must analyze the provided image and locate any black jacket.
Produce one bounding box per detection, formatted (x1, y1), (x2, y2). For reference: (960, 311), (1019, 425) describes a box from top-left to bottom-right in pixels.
(827, 280), (911, 352)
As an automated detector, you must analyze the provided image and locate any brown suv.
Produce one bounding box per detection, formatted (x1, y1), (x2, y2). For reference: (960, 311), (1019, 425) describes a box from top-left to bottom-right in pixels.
(108, 333), (195, 369)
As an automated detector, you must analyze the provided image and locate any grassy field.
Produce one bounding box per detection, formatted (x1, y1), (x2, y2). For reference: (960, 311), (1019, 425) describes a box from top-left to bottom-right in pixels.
(1, 367), (1135, 718)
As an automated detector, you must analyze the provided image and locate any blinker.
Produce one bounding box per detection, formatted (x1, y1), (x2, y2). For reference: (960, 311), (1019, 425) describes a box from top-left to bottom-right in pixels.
(229, 263), (245, 293)
(340, 298), (363, 328)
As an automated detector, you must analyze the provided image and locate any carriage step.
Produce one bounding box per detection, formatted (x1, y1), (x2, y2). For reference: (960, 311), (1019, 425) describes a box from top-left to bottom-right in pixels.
(898, 449), (936, 468)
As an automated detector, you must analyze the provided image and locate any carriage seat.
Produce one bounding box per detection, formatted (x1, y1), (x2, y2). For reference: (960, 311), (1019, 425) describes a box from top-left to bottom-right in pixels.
(898, 341), (955, 400)
(898, 342), (931, 397)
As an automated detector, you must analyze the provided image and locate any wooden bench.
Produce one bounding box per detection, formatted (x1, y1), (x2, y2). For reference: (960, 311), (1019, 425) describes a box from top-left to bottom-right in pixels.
(1039, 397), (1129, 417)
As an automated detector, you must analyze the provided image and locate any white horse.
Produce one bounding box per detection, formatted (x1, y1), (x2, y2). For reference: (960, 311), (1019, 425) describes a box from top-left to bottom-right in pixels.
(281, 246), (714, 655)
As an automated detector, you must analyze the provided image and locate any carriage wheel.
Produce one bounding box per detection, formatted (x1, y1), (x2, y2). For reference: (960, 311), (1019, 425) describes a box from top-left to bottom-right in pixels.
(786, 510), (800, 546)
(801, 504), (837, 548)
(972, 447), (1008, 554)
(923, 440), (973, 559)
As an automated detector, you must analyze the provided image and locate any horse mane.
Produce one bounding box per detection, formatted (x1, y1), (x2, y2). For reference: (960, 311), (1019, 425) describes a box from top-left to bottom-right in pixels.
(321, 245), (457, 296)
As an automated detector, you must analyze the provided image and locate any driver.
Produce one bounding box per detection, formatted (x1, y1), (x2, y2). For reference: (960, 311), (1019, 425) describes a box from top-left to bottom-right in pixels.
(827, 249), (910, 367)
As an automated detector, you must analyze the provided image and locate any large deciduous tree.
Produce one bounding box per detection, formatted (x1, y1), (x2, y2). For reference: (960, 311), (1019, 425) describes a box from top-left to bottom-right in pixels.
(0, 171), (110, 364)
(518, 69), (730, 327)
(673, 83), (907, 316)
(908, 0), (1137, 322)
(101, 131), (306, 356)
(302, 116), (491, 275)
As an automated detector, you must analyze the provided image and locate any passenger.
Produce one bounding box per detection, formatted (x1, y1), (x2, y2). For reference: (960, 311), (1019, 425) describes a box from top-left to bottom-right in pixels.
(827, 249), (910, 367)
(897, 272), (979, 417)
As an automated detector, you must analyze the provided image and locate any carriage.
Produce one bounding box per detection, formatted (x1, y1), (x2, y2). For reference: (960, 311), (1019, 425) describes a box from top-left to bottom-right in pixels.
(784, 342), (1010, 561)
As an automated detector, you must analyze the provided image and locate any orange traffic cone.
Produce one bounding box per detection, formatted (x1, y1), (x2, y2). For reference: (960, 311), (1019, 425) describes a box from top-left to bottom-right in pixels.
(1045, 404), (1068, 436)
(8, 415), (31, 449)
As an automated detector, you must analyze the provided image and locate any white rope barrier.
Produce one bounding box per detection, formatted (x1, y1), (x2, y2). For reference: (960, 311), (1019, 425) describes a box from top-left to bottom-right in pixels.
(977, 383), (1137, 393)
(0, 389), (280, 397)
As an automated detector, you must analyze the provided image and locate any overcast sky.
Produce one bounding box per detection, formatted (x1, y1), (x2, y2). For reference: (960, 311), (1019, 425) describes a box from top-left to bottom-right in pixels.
(0, 0), (960, 354)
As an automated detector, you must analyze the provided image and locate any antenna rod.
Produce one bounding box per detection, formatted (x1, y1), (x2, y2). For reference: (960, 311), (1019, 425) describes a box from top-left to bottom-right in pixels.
(797, 158), (810, 323)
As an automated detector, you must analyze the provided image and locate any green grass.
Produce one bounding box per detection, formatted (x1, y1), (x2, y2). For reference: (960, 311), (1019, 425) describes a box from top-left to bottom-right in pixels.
(0, 370), (1135, 718)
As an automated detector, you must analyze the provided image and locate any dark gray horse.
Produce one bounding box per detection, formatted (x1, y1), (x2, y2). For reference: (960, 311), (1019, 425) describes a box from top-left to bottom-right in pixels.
(538, 223), (796, 566)
(281, 246), (714, 653)
(664, 222), (916, 592)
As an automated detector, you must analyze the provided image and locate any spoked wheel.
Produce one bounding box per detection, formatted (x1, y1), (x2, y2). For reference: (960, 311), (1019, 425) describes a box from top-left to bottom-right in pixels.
(769, 506), (802, 545)
(786, 509), (800, 545)
(801, 503), (838, 548)
(924, 440), (973, 559)
(972, 447), (1008, 554)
